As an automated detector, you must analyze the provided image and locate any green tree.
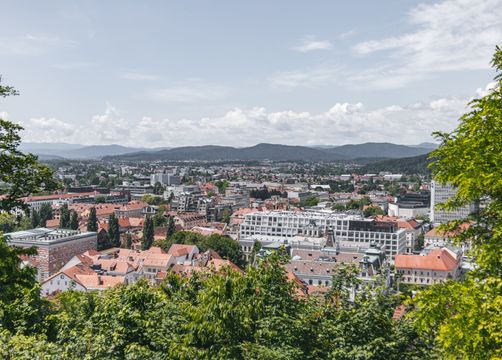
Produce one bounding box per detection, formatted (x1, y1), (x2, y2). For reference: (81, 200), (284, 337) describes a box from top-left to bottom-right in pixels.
(0, 80), (56, 212)
(38, 203), (53, 227)
(30, 210), (40, 228)
(69, 211), (79, 230)
(153, 181), (164, 195)
(141, 216), (154, 250)
(301, 196), (319, 207)
(221, 209), (232, 224)
(215, 180), (229, 194)
(59, 204), (70, 228)
(166, 216), (176, 238)
(107, 214), (120, 247)
(124, 233), (133, 249)
(363, 206), (385, 218)
(87, 207), (98, 232)
(412, 46), (502, 359)
(204, 234), (245, 267)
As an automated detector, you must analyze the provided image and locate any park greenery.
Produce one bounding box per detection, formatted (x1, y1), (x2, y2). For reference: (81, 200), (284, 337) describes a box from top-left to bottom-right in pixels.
(0, 47), (501, 358)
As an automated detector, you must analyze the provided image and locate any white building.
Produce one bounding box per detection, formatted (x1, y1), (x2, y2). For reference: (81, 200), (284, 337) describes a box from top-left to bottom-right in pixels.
(430, 181), (475, 224)
(239, 211), (406, 260)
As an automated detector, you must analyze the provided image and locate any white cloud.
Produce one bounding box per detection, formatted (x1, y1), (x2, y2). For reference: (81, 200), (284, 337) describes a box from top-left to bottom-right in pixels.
(475, 81), (498, 97)
(292, 36), (333, 52)
(17, 86), (484, 148)
(352, 0), (502, 88)
(0, 34), (76, 56)
(268, 65), (340, 90)
(121, 72), (158, 81)
(338, 30), (356, 40)
(145, 81), (228, 103)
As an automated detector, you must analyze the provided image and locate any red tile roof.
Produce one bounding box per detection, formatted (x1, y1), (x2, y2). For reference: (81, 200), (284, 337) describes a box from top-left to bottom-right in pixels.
(395, 248), (459, 271)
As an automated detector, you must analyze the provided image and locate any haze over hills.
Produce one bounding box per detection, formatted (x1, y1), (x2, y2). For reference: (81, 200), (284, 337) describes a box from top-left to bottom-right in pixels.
(20, 142), (167, 159)
(22, 141), (433, 161)
(103, 142), (432, 162)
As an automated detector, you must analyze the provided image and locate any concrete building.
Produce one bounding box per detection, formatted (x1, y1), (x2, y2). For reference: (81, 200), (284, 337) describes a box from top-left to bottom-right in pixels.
(239, 211), (406, 260)
(395, 247), (461, 285)
(4, 228), (97, 281)
(431, 181), (475, 224)
(150, 173), (181, 186)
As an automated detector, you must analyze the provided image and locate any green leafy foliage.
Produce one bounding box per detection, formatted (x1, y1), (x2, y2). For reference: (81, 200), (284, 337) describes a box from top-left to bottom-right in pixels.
(86, 207), (98, 232)
(141, 216), (154, 250)
(0, 254), (430, 359)
(154, 231), (245, 267)
(411, 46), (502, 359)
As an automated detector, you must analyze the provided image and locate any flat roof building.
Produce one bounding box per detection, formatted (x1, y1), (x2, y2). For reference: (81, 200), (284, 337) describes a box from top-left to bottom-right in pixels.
(4, 228), (97, 281)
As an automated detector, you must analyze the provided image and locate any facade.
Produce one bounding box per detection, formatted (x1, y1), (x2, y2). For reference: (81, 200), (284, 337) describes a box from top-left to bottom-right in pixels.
(174, 212), (207, 229)
(239, 211), (406, 260)
(5, 228), (97, 281)
(150, 173), (181, 186)
(395, 247), (461, 285)
(430, 181), (475, 224)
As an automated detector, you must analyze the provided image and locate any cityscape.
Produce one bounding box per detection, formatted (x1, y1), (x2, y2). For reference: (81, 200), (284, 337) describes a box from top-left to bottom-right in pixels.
(0, 1), (500, 359)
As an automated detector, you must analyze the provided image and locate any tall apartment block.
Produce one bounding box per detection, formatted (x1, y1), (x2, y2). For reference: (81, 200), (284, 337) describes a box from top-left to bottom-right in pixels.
(430, 181), (475, 224)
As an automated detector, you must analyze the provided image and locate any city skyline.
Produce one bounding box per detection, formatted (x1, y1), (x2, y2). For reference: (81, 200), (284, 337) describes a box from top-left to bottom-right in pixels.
(1, 0), (500, 147)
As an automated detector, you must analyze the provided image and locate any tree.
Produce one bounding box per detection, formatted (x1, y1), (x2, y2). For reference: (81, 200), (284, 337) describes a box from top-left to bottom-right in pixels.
(153, 181), (164, 195)
(59, 204), (70, 228)
(30, 210), (40, 228)
(141, 216), (154, 250)
(87, 207), (98, 232)
(204, 234), (245, 267)
(38, 203), (53, 227)
(166, 216), (176, 239)
(301, 196), (319, 207)
(221, 209), (232, 224)
(0, 96), (56, 212)
(0, 77), (55, 337)
(69, 211), (79, 230)
(411, 46), (502, 359)
(107, 214), (120, 247)
(363, 206), (385, 218)
(215, 180), (229, 194)
(124, 233), (133, 249)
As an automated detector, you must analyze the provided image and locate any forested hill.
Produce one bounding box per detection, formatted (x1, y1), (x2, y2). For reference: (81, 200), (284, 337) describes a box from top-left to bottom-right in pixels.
(358, 153), (431, 175)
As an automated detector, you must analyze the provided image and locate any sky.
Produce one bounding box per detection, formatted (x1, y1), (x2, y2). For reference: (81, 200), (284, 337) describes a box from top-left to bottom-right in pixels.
(0, 0), (500, 148)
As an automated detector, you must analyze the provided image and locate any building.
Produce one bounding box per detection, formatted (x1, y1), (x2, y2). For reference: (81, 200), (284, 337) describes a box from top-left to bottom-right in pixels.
(150, 173), (181, 186)
(174, 212), (207, 229)
(286, 244), (388, 294)
(388, 191), (430, 218)
(4, 228), (97, 281)
(239, 211), (406, 260)
(424, 222), (472, 252)
(430, 181), (475, 224)
(394, 247), (461, 285)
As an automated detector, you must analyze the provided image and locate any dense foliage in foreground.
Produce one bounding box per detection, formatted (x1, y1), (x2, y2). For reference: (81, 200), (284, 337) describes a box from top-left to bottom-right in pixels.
(0, 252), (429, 360)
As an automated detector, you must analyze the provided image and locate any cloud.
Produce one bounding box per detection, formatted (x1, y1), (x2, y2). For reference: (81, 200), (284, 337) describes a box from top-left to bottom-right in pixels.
(145, 81), (228, 103)
(292, 36), (333, 52)
(18, 84), (487, 147)
(268, 65), (340, 90)
(0, 34), (76, 56)
(338, 30), (356, 40)
(121, 72), (158, 81)
(51, 62), (95, 70)
(352, 0), (502, 88)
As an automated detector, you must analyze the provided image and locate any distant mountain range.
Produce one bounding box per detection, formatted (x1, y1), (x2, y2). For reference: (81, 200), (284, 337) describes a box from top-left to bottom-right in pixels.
(102, 142), (434, 162)
(21, 141), (436, 162)
(19, 142), (168, 159)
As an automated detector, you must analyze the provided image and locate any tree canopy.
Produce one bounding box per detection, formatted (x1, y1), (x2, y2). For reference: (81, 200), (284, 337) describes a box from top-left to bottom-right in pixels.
(411, 46), (502, 359)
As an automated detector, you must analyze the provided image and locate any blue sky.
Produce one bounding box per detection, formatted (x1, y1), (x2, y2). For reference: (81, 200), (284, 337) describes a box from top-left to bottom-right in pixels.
(0, 0), (500, 147)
